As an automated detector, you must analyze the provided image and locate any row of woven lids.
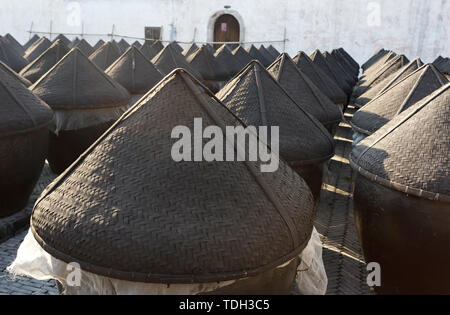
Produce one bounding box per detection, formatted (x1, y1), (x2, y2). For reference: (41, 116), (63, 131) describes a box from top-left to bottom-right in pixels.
(0, 32), (360, 294)
(348, 49), (449, 294)
(0, 32), (446, 294)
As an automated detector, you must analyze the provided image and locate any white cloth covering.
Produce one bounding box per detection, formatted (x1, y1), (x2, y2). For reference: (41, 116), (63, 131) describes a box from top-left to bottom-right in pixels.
(8, 227), (327, 295)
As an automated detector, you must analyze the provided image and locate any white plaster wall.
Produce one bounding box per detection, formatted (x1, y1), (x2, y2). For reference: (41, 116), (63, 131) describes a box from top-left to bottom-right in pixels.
(0, 0), (448, 63)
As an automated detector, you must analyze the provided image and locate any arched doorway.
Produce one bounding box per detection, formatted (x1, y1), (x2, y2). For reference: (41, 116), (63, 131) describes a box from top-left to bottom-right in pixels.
(213, 14), (240, 49)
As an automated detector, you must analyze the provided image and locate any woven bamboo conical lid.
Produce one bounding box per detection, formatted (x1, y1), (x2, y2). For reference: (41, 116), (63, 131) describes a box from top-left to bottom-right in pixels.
(361, 50), (397, 77)
(52, 34), (71, 47)
(361, 49), (387, 71)
(151, 42), (203, 80)
(186, 45), (229, 80)
(30, 68), (315, 283)
(267, 45), (280, 59)
(182, 43), (198, 57)
(19, 39), (70, 83)
(351, 64), (448, 135)
(31, 48), (130, 110)
(24, 37), (52, 63)
(350, 83), (450, 202)
(355, 58), (424, 107)
(214, 44), (240, 76)
(322, 51), (356, 90)
(93, 39), (105, 51)
(309, 49), (352, 96)
(105, 46), (163, 95)
(232, 45), (253, 71)
(0, 61), (31, 87)
(217, 60), (335, 164)
(23, 35), (40, 51)
(0, 63), (53, 137)
(268, 53), (342, 126)
(0, 37), (28, 72)
(140, 40), (163, 60)
(4, 33), (25, 56)
(258, 45), (276, 65)
(72, 39), (94, 57)
(247, 45), (270, 67)
(89, 41), (122, 70)
(294, 51), (348, 103)
(117, 39), (130, 53)
(353, 54), (409, 98)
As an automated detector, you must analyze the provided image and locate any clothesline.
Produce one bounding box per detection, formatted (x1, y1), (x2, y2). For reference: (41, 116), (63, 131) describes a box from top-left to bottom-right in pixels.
(27, 30), (288, 46)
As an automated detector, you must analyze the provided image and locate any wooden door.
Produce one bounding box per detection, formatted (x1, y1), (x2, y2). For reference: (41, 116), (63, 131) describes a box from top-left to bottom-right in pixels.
(213, 14), (240, 49)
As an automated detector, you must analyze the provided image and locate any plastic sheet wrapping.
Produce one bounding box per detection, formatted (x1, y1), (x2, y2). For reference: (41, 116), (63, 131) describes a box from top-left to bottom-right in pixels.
(296, 227), (328, 295)
(49, 106), (128, 135)
(352, 131), (367, 147)
(8, 228), (327, 295)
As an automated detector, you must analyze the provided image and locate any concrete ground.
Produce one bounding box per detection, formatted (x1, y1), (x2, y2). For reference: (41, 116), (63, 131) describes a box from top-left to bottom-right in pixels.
(0, 106), (373, 295)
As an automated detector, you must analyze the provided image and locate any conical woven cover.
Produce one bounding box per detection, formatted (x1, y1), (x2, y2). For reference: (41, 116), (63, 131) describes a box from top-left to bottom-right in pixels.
(214, 45), (240, 76)
(140, 40), (163, 60)
(267, 53), (342, 126)
(0, 37), (28, 72)
(31, 48), (130, 110)
(105, 46), (163, 95)
(354, 54), (409, 97)
(267, 45), (280, 59)
(355, 58), (424, 107)
(309, 49), (352, 95)
(151, 43), (203, 79)
(434, 57), (450, 75)
(361, 49), (387, 71)
(331, 49), (358, 79)
(217, 60), (335, 164)
(19, 39), (70, 83)
(351, 64), (447, 135)
(433, 56), (444, 66)
(24, 37), (52, 63)
(186, 45), (229, 80)
(89, 41), (122, 70)
(4, 34), (25, 56)
(258, 45), (276, 65)
(23, 35), (40, 51)
(72, 39), (94, 57)
(362, 50), (397, 77)
(117, 39), (130, 53)
(182, 43), (198, 57)
(68, 37), (80, 49)
(93, 40), (105, 51)
(52, 34), (71, 47)
(207, 44), (216, 54)
(0, 61), (31, 87)
(132, 41), (142, 49)
(293, 51), (347, 104)
(30, 68), (315, 283)
(0, 64), (53, 137)
(337, 48), (359, 73)
(322, 51), (355, 89)
(329, 50), (356, 79)
(350, 83), (450, 201)
(151, 40), (164, 52)
(247, 45), (270, 67)
(172, 41), (184, 54)
(232, 45), (253, 71)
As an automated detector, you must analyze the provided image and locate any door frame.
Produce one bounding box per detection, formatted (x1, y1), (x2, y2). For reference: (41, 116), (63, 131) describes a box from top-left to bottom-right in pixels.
(207, 9), (244, 44)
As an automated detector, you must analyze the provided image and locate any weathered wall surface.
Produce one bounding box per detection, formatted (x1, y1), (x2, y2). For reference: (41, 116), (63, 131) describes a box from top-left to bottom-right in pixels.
(0, 0), (448, 63)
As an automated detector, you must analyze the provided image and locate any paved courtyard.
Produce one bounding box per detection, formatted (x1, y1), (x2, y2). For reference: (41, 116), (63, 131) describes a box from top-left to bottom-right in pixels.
(0, 106), (373, 295)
